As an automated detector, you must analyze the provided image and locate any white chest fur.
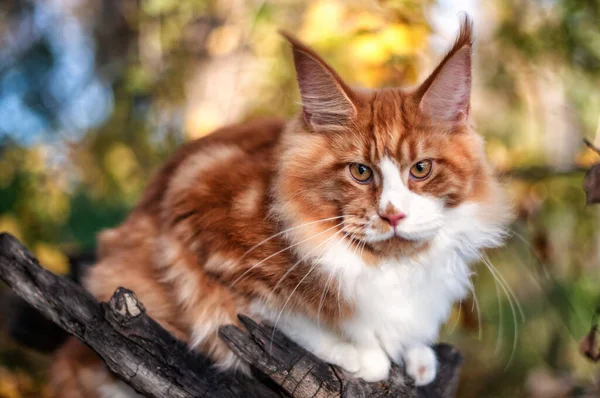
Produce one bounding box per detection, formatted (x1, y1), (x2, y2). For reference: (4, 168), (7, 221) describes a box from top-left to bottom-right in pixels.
(255, 202), (505, 383)
(316, 235), (471, 360)
(254, 234), (474, 384)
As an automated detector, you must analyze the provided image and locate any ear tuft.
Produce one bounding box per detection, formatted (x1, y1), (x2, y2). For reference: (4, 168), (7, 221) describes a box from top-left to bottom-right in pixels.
(418, 16), (473, 123)
(453, 14), (474, 52)
(280, 31), (356, 131)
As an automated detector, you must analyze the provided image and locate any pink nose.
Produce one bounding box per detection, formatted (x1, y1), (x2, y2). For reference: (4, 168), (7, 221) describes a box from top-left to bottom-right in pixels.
(380, 212), (406, 227)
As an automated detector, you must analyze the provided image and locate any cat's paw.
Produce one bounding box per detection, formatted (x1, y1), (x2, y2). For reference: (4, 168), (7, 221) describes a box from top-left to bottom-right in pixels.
(404, 345), (437, 386)
(355, 347), (391, 382)
(328, 343), (360, 373)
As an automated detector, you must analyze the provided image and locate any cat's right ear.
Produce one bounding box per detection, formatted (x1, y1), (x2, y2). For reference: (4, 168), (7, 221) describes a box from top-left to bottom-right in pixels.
(417, 16), (473, 124)
(280, 31), (357, 131)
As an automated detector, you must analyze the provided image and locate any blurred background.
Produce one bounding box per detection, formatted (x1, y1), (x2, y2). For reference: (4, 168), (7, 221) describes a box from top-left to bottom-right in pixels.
(0, 0), (599, 396)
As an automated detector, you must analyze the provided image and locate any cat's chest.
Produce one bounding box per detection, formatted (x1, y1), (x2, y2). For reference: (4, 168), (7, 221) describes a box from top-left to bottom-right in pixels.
(317, 240), (471, 346)
(354, 260), (465, 333)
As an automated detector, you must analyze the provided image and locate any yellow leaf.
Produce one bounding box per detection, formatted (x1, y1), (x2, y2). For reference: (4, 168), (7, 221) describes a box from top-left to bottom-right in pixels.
(0, 215), (23, 241)
(185, 105), (225, 140)
(104, 143), (143, 198)
(576, 148), (600, 168)
(0, 367), (21, 398)
(300, 0), (346, 42)
(142, 0), (178, 16)
(34, 242), (69, 275)
(354, 65), (385, 87)
(347, 11), (386, 31)
(350, 34), (390, 65)
(486, 138), (511, 171)
(206, 25), (242, 57)
(380, 24), (428, 56)
(23, 146), (46, 174)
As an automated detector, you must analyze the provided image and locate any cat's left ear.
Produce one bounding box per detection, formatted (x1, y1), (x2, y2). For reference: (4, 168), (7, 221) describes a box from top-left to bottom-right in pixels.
(418, 17), (473, 123)
(280, 31), (357, 132)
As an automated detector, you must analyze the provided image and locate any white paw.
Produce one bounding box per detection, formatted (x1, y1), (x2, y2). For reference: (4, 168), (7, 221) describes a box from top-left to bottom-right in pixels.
(355, 347), (391, 382)
(405, 345), (437, 386)
(328, 343), (360, 373)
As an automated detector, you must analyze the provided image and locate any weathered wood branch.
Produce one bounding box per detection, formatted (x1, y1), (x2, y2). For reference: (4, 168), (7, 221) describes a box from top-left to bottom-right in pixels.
(0, 232), (463, 397)
(220, 316), (463, 398)
(0, 232), (273, 398)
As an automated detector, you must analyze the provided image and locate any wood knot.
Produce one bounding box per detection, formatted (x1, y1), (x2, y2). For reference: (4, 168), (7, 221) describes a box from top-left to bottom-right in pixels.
(108, 287), (146, 320)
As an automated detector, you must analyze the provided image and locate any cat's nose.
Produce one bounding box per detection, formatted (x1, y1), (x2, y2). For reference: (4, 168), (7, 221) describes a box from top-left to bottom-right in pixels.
(380, 212), (406, 227)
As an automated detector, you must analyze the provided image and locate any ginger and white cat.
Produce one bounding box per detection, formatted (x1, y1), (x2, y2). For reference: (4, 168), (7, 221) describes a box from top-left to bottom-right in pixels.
(51, 16), (511, 397)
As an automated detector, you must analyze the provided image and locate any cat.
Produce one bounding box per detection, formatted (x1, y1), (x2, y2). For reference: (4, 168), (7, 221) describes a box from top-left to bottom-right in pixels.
(50, 15), (511, 397)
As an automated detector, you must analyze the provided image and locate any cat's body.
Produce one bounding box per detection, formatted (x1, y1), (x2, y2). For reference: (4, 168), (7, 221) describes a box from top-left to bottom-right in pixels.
(51, 18), (511, 397)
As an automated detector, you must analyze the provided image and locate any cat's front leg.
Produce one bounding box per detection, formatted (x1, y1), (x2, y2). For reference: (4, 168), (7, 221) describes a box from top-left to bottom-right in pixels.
(261, 311), (392, 381)
(403, 344), (437, 386)
(292, 328), (391, 382)
(270, 313), (361, 373)
(353, 345), (391, 382)
(343, 322), (392, 382)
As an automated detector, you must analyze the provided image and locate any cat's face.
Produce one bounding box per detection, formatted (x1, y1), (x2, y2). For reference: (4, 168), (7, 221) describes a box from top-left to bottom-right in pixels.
(331, 99), (488, 255)
(276, 21), (508, 259)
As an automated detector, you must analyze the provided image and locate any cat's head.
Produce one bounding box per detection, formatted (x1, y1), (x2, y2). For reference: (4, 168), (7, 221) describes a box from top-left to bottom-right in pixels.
(273, 17), (512, 261)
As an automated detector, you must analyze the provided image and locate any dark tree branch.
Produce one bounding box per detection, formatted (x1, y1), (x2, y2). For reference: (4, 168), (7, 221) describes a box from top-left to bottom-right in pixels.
(583, 138), (600, 157)
(0, 232), (463, 397)
(220, 315), (463, 398)
(0, 232), (275, 398)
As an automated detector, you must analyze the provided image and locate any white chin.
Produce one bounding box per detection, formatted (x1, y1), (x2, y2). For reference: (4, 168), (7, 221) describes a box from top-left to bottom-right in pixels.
(363, 231), (394, 243)
(364, 227), (440, 243)
(395, 228), (440, 241)
(364, 230), (439, 243)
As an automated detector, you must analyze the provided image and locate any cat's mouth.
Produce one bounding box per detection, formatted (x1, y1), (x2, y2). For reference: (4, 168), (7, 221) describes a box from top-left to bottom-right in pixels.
(344, 228), (434, 257)
(340, 215), (442, 253)
(347, 221), (442, 245)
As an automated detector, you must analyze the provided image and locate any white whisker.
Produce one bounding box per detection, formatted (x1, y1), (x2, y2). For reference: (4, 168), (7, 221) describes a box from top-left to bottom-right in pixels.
(270, 222), (346, 295)
(316, 225), (361, 330)
(336, 264), (346, 318)
(270, 227), (348, 353)
(239, 215), (345, 260)
(482, 253), (525, 321)
(494, 280), (503, 354)
(467, 279), (482, 341)
(448, 301), (462, 335)
(230, 220), (345, 287)
(478, 253), (522, 369)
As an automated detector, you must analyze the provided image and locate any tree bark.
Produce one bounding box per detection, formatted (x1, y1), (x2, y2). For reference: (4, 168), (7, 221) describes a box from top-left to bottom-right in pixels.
(0, 232), (463, 398)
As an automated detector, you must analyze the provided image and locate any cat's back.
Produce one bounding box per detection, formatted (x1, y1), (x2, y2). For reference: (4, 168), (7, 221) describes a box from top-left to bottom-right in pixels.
(137, 117), (286, 217)
(89, 117), (286, 308)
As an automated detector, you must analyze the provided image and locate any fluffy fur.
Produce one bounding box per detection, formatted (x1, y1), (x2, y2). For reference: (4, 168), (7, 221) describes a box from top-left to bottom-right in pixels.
(50, 17), (511, 397)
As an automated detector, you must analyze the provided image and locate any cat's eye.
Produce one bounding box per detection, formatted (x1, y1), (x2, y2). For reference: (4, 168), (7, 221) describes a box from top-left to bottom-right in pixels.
(349, 163), (373, 183)
(410, 160), (433, 180)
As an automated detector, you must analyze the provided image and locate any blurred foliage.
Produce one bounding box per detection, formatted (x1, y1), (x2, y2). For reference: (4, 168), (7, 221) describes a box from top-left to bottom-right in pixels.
(0, 0), (599, 397)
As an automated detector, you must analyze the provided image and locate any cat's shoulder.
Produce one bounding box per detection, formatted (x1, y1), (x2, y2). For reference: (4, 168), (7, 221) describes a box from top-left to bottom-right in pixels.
(205, 117), (286, 149)
(137, 118), (285, 214)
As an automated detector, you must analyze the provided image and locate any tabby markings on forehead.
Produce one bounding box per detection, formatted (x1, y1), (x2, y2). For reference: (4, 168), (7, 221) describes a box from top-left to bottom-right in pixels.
(399, 140), (411, 164)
